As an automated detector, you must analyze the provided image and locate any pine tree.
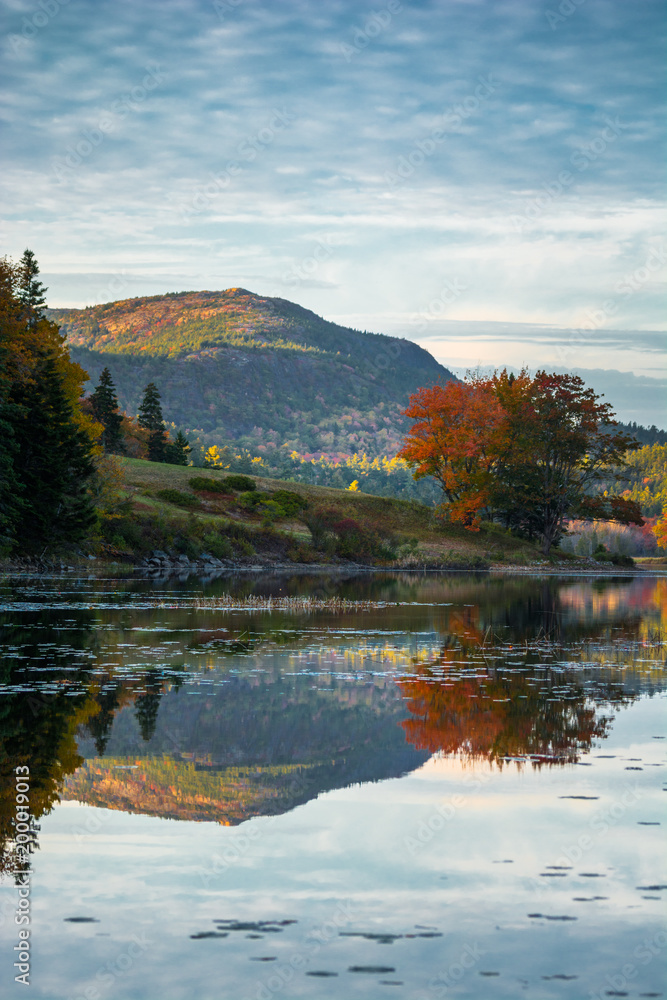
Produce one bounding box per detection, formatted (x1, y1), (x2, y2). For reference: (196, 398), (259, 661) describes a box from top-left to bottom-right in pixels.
(17, 249), (48, 328)
(137, 382), (167, 462)
(1, 253), (98, 554)
(11, 356), (98, 553)
(90, 367), (124, 453)
(164, 430), (191, 466)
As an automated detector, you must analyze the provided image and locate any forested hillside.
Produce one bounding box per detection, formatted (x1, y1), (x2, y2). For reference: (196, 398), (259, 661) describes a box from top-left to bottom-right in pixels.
(49, 289), (455, 459)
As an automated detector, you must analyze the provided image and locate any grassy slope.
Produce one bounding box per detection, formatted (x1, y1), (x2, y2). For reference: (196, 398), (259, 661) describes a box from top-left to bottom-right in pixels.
(118, 457), (547, 567)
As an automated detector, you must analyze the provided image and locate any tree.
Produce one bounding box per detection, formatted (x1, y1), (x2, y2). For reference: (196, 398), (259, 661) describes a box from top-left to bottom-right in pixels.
(654, 508), (667, 550)
(90, 367), (124, 453)
(400, 370), (644, 554)
(17, 249), (48, 327)
(397, 379), (507, 528)
(11, 356), (98, 553)
(137, 382), (167, 462)
(0, 252), (100, 554)
(164, 430), (191, 466)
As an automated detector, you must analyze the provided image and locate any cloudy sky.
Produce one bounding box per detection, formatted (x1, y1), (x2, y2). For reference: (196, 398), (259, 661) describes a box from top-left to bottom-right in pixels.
(1, 0), (665, 416)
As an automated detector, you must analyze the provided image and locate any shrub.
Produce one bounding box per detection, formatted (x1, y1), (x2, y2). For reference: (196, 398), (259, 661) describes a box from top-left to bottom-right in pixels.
(270, 490), (309, 516)
(221, 475), (256, 492)
(201, 532), (233, 559)
(155, 488), (200, 508)
(238, 490), (263, 510)
(189, 476), (226, 493)
(594, 549), (635, 567)
(303, 507), (398, 561)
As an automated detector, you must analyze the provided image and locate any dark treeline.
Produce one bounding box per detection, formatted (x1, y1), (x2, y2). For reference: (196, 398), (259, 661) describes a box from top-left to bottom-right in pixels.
(0, 251), (99, 555)
(0, 251), (190, 557)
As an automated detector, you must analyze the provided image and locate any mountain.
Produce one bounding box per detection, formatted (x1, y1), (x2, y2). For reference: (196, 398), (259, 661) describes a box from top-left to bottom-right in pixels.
(48, 289), (455, 458)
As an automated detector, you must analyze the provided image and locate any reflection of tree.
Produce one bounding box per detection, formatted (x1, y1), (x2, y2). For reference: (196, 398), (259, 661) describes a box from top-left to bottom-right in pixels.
(87, 686), (121, 755)
(0, 680), (98, 878)
(134, 670), (163, 742)
(399, 657), (619, 766)
(397, 595), (639, 766)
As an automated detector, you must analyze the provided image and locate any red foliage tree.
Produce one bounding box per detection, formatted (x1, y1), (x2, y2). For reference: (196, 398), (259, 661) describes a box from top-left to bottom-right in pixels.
(400, 370), (644, 553)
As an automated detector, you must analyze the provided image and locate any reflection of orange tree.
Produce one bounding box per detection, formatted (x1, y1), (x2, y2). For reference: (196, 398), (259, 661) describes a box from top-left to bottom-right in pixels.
(396, 603), (636, 767)
(398, 659), (611, 766)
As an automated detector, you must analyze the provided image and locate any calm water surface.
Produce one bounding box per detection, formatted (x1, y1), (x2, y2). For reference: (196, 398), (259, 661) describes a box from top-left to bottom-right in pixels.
(0, 572), (665, 1000)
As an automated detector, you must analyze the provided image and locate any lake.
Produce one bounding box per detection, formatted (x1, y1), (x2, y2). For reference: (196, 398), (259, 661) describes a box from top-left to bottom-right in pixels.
(0, 571), (665, 999)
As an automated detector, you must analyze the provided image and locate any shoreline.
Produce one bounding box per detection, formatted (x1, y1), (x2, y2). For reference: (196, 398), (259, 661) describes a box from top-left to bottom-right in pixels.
(1, 554), (665, 581)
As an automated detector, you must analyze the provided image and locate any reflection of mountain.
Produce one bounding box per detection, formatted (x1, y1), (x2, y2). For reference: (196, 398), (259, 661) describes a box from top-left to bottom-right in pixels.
(64, 674), (428, 824)
(2, 574), (666, 858)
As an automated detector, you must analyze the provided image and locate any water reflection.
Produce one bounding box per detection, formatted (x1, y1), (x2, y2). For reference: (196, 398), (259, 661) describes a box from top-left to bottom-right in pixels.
(0, 573), (665, 872)
(396, 589), (664, 765)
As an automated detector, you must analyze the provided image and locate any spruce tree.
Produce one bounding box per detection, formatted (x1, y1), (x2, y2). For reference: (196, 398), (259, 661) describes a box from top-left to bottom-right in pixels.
(164, 430), (191, 466)
(1, 252), (98, 555)
(17, 249), (48, 328)
(90, 367), (124, 453)
(11, 356), (97, 553)
(137, 382), (167, 462)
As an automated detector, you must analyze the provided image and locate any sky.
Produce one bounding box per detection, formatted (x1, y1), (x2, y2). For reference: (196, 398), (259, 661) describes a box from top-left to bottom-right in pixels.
(1, 0), (665, 420)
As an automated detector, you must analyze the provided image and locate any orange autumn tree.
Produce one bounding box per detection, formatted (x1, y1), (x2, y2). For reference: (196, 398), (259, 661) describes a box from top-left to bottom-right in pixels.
(396, 378), (509, 528)
(400, 370), (644, 554)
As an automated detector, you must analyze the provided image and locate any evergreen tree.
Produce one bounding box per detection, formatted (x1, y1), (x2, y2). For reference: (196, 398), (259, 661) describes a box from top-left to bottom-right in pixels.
(17, 249), (48, 328)
(164, 430), (191, 466)
(2, 253), (99, 554)
(138, 382), (167, 462)
(11, 356), (98, 553)
(90, 367), (124, 453)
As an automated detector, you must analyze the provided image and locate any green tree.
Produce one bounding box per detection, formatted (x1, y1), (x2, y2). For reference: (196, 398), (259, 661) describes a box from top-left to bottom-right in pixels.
(11, 356), (98, 553)
(0, 252), (99, 554)
(137, 382), (167, 462)
(17, 249), (48, 328)
(164, 430), (191, 466)
(90, 367), (124, 453)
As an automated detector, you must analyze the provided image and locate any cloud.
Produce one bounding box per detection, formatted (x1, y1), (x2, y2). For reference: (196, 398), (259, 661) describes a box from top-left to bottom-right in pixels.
(0, 0), (664, 349)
